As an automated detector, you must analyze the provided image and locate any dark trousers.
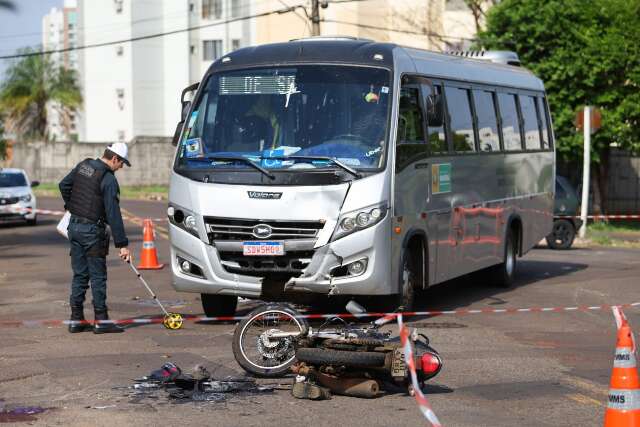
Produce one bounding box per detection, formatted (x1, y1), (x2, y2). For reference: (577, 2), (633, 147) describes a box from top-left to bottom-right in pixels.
(68, 219), (110, 311)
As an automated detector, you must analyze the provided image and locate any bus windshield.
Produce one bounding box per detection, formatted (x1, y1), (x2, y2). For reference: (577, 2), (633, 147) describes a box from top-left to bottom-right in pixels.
(176, 65), (391, 173)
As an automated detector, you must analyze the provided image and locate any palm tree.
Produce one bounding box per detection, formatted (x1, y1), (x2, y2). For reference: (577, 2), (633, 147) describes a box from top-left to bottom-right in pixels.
(0, 1), (16, 11)
(0, 49), (82, 141)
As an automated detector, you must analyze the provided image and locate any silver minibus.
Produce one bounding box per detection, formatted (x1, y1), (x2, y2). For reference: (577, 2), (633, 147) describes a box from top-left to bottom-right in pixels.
(167, 38), (554, 316)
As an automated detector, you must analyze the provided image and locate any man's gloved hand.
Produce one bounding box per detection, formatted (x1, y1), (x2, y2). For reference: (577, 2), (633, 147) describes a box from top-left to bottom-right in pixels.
(119, 247), (131, 262)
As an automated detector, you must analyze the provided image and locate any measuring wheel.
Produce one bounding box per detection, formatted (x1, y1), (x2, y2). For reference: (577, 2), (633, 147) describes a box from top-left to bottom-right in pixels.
(163, 313), (184, 330)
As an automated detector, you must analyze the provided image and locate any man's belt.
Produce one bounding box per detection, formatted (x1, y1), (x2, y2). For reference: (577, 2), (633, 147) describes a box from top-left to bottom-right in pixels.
(70, 215), (104, 225)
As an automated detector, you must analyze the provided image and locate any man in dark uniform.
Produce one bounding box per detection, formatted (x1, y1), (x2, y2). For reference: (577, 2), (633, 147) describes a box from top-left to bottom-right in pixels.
(59, 143), (131, 334)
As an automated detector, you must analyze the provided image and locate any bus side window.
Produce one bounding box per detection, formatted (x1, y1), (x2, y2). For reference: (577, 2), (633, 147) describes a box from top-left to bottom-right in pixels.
(397, 87), (425, 144)
(473, 89), (500, 152)
(498, 92), (523, 151)
(520, 95), (541, 150)
(444, 86), (476, 153)
(537, 97), (551, 150)
(424, 84), (447, 154)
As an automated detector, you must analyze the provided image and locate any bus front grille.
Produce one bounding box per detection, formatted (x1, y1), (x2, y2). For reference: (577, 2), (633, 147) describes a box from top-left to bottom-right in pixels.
(204, 217), (324, 242)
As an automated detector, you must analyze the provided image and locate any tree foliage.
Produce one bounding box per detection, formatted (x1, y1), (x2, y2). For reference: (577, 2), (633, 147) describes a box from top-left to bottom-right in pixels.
(478, 0), (640, 211)
(0, 49), (82, 141)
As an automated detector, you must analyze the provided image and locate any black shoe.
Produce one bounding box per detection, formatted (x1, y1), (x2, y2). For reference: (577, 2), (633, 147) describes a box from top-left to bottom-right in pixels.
(93, 308), (124, 334)
(68, 305), (92, 333)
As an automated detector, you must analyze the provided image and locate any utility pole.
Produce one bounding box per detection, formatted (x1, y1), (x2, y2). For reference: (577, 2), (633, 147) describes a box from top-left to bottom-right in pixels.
(579, 106), (591, 239)
(311, 0), (321, 36)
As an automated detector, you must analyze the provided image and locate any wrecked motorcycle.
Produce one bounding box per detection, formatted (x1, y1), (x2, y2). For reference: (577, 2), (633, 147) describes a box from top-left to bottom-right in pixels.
(232, 301), (442, 395)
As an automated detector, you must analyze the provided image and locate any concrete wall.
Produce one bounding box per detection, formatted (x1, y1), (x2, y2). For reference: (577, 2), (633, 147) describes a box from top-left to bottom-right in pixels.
(8, 138), (176, 186)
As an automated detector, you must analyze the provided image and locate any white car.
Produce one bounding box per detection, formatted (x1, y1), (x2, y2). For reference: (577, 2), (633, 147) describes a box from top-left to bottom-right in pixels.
(0, 168), (39, 225)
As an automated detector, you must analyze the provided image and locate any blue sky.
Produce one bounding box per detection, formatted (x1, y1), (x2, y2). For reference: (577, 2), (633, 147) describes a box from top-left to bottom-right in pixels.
(0, 0), (61, 78)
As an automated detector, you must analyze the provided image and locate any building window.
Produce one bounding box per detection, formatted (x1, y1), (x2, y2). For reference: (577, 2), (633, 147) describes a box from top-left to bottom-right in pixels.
(114, 0), (123, 13)
(116, 45), (124, 56)
(232, 39), (241, 50)
(189, 2), (194, 12)
(202, 0), (222, 19)
(116, 88), (125, 111)
(231, 0), (241, 17)
(190, 45), (195, 55)
(203, 40), (222, 61)
(117, 130), (125, 141)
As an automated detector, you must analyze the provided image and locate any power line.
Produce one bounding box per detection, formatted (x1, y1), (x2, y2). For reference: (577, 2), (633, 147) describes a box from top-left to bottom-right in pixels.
(322, 19), (476, 42)
(0, 4), (294, 60)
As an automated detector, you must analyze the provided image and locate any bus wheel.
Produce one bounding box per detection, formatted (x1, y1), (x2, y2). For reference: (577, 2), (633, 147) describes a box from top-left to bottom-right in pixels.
(487, 230), (517, 288)
(201, 293), (238, 318)
(396, 250), (418, 311)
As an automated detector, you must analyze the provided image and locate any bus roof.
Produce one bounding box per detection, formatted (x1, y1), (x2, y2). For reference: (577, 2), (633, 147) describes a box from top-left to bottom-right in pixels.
(208, 38), (544, 92)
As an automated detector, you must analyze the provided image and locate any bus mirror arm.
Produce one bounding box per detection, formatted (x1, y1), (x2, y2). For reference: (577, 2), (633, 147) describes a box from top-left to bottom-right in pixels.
(425, 94), (444, 127)
(172, 121), (184, 146)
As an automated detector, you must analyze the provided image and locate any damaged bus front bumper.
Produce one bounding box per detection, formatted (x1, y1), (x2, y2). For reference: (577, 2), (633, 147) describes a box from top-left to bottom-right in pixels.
(169, 215), (392, 298)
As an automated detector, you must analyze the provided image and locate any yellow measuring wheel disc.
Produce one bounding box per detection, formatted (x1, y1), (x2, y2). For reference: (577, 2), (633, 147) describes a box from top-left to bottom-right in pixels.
(163, 313), (184, 330)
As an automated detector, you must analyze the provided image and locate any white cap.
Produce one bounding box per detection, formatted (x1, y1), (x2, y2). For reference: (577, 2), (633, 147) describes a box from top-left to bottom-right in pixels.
(106, 142), (131, 167)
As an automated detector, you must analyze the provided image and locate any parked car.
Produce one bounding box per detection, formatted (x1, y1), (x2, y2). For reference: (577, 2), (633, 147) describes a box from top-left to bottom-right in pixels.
(0, 168), (39, 225)
(546, 175), (582, 249)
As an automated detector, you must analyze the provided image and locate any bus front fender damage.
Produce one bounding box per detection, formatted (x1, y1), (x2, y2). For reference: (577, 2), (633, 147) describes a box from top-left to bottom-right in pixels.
(284, 246), (343, 294)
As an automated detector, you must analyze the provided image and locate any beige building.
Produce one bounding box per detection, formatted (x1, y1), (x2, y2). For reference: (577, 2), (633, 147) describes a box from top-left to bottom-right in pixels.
(253, 0), (446, 51)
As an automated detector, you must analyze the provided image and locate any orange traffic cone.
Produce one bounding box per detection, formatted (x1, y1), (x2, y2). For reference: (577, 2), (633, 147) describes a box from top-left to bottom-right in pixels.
(137, 219), (164, 270)
(604, 307), (640, 426)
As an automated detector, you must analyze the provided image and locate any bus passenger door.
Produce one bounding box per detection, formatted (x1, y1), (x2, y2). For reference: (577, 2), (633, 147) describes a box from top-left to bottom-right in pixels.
(394, 77), (430, 287)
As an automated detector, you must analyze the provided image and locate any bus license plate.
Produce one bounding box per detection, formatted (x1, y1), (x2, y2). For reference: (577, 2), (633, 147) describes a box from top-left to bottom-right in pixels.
(391, 348), (407, 378)
(243, 241), (285, 256)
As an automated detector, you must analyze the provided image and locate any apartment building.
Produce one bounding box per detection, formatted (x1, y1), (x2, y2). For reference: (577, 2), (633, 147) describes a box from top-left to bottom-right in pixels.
(76, 0), (484, 142)
(42, 0), (79, 141)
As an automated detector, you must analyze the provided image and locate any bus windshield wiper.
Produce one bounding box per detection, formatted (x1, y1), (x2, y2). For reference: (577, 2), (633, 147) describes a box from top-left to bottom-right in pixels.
(185, 156), (275, 179)
(265, 155), (362, 178)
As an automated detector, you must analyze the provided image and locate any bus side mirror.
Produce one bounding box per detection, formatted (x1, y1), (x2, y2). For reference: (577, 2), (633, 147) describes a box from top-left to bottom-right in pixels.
(426, 94), (444, 127)
(173, 82), (200, 146)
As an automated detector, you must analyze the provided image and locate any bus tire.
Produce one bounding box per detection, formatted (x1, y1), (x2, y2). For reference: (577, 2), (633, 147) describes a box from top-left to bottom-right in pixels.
(201, 293), (238, 317)
(395, 248), (419, 311)
(487, 229), (517, 288)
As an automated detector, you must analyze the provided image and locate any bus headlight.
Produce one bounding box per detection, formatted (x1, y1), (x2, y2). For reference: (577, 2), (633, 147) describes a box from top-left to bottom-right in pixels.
(168, 203), (199, 238)
(332, 202), (388, 241)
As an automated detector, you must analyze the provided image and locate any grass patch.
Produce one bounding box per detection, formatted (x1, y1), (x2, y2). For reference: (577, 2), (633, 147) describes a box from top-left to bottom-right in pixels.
(34, 183), (168, 201)
(588, 220), (640, 233)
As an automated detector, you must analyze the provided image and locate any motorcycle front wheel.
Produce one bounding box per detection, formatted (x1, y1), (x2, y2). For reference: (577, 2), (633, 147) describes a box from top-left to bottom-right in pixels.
(232, 304), (309, 377)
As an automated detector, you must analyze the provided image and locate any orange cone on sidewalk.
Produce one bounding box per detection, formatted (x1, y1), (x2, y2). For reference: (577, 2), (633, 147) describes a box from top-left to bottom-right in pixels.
(604, 307), (640, 426)
(137, 219), (164, 270)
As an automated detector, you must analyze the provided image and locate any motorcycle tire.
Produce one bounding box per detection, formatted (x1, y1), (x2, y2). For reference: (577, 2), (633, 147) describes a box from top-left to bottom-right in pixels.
(296, 347), (387, 368)
(232, 304), (308, 378)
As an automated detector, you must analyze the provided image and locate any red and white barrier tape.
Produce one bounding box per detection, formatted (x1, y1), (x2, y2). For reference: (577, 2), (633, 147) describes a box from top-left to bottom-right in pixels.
(2, 206), (167, 222)
(2, 301), (639, 328)
(398, 314), (442, 426)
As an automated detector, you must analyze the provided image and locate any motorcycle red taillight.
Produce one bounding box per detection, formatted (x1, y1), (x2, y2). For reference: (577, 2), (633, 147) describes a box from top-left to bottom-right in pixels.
(420, 353), (441, 375)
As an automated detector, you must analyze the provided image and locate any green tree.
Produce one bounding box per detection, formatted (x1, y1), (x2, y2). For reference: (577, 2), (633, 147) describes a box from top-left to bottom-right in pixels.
(0, 49), (82, 141)
(478, 0), (640, 213)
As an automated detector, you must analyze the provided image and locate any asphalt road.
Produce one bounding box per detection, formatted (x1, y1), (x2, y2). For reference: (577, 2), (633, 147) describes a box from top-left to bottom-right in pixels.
(1, 197), (639, 426)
